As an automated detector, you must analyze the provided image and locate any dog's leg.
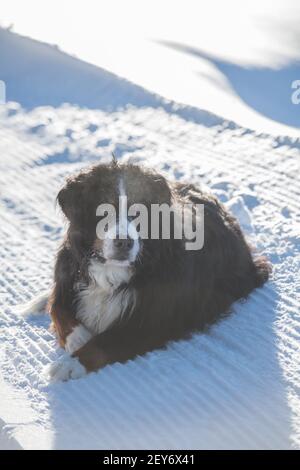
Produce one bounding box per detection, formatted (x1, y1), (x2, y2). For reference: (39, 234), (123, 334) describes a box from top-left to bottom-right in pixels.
(73, 334), (125, 372)
(47, 333), (107, 382)
(50, 304), (93, 354)
(50, 304), (78, 348)
(47, 303), (94, 382)
(49, 244), (93, 355)
(47, 327), (161, 381)
(72, 329), (166, 374)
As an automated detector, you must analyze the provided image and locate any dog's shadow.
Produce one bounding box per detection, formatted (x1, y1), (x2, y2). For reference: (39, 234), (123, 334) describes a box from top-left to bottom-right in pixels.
(44, 280), (292, 449)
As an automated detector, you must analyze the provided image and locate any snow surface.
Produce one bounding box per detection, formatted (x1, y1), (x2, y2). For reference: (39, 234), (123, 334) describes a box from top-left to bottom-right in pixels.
(0, 28), (300, 449)
(1, 0), (300, 136)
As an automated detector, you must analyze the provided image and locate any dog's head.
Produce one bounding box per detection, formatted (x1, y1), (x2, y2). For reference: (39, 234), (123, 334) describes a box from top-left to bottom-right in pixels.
(57, 161), (172, 267)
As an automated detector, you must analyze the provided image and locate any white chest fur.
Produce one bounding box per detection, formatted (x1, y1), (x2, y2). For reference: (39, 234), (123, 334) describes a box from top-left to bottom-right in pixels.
(75, 260), (135, 335)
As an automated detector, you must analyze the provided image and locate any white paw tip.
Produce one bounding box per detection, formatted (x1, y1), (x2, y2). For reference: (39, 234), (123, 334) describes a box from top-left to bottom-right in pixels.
(46, 355), (86, 382)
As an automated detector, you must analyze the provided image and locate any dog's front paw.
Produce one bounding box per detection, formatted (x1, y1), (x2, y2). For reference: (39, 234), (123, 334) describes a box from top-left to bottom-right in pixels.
(46, 355), (86, 382)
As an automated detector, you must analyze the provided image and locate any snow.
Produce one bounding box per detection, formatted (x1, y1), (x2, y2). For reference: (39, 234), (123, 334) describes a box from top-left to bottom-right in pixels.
(1, 0), (300, 136)
(0, 25), (300, 449)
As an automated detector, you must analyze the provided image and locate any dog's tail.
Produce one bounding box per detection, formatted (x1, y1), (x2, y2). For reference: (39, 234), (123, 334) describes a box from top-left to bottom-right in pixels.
(17, 290), (50, 318)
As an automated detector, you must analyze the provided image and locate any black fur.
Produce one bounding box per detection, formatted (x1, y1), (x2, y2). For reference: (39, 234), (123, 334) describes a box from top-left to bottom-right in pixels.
(49, 162), (271, 372)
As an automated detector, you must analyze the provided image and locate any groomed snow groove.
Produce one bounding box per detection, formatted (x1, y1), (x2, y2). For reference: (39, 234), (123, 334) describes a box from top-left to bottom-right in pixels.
(0, 30), (299, 450)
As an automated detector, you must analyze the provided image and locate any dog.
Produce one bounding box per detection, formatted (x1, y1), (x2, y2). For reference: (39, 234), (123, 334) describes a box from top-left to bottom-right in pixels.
(25, 160), (270, 381)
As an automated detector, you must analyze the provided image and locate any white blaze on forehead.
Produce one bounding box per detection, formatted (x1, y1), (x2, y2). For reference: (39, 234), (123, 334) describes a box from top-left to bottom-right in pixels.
(102, 175), (140, 263)
(118, 176), (139, 241)
(118, 176), (127, 236)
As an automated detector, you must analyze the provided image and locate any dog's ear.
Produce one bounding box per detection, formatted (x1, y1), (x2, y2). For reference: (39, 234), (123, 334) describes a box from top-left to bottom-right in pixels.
(57, 175), (86, 222)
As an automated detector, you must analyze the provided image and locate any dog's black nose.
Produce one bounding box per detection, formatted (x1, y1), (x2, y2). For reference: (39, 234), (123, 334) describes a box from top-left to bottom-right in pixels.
(113, 238), (134, 251)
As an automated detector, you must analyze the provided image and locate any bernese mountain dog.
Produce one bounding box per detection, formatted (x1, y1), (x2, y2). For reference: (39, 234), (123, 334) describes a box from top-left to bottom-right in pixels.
(23, 160), (270, 381)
